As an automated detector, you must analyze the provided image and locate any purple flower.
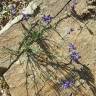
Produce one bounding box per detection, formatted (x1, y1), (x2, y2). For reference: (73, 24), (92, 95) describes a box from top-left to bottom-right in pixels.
(70, 50), (81, 62)
(70, 0), (77, 9)
(69, 43), (76, 52)
(70, 0), (77, 13)
(11, 8), (16, 15)
(22, 14), (30, 20)
(68, 43), (81, 63)
(62, 80), (74, 89)
(42, 15), (53, 24)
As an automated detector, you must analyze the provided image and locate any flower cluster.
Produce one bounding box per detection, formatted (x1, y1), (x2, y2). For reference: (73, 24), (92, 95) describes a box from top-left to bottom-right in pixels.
(69, 43), (76, 51)
(42, 15), (53, 24)
(69, 43), (81, 63)
(22, 14), (30, 20)
(60, 79), (74, 89)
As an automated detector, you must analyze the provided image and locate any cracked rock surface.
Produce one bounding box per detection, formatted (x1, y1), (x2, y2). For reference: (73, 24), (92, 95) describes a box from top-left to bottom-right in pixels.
(0, 0), (96, 96)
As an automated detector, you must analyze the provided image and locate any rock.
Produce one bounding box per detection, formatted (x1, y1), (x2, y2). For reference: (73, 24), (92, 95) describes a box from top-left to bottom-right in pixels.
(0, 0), (96, 96)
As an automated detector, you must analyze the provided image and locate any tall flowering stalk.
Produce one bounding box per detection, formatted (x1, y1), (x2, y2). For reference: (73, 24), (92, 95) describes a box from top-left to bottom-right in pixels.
(68, 43), (81, 63)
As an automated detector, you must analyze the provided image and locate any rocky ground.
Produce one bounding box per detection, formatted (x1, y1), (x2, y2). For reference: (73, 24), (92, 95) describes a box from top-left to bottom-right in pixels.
(0, 0), (96, 96)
